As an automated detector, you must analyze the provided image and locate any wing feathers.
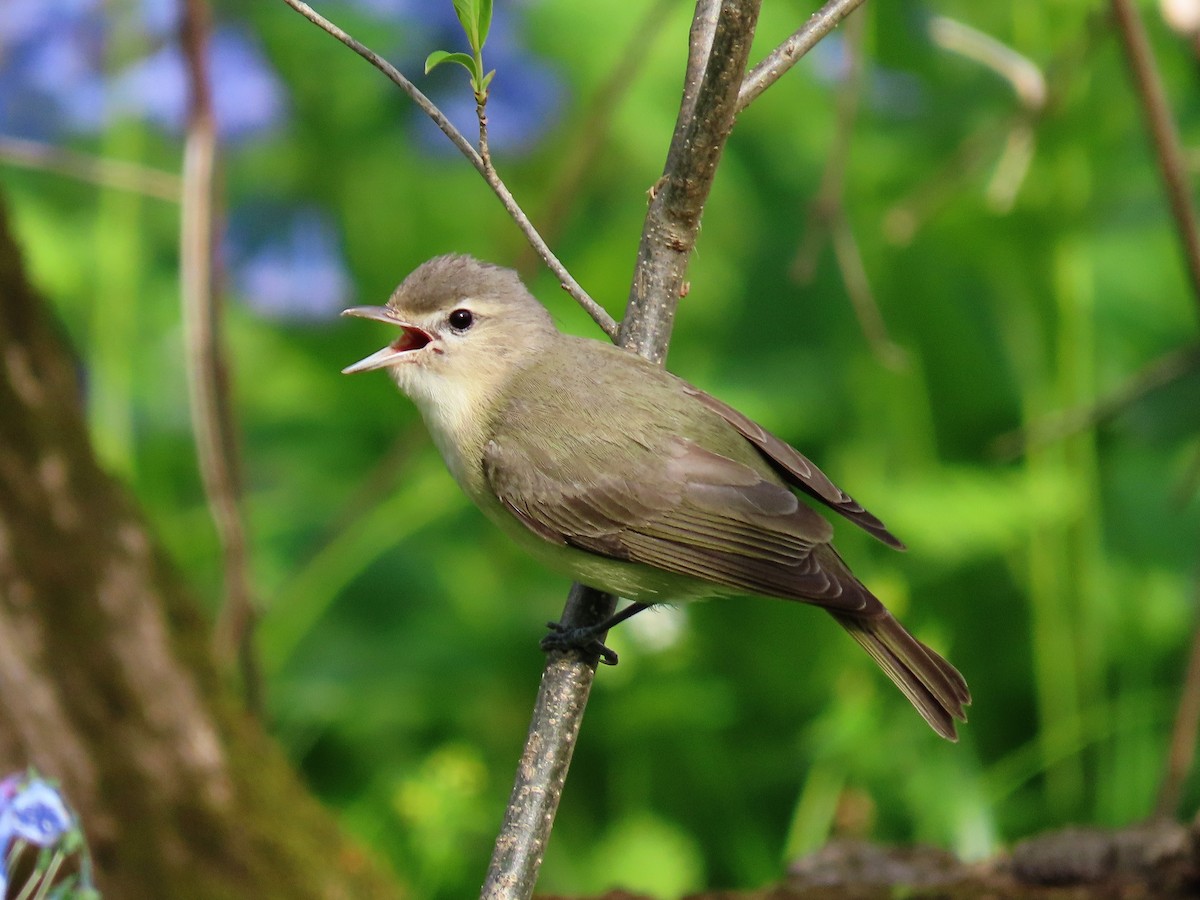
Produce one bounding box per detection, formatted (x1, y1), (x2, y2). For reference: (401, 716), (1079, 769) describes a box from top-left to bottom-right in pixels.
(683, 386), (905, 549)
(481, 382), (970, 738)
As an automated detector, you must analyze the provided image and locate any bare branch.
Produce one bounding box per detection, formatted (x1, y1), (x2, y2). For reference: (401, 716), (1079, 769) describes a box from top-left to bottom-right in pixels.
(483, 3), (763, 897)
(791, 8), (907, 370)
(830, 217), (909, 371)
(0, 136), (182, 201)
(481, 583), (608, 900)
(1111, 0), (1200, 319)
(929, 16), (1047, 110)
(179, 0), (262, 711)
(278, 0), (616, 338)
(623, 0), (762, 362)
(737, 0), (866, 113)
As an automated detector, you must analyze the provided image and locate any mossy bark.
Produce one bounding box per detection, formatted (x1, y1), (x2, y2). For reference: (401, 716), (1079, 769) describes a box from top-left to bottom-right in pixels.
(0, 196), (403, 899)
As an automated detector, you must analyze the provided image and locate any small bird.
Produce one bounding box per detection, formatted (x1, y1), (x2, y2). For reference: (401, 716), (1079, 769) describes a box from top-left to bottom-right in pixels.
(342, 255), (970, 740)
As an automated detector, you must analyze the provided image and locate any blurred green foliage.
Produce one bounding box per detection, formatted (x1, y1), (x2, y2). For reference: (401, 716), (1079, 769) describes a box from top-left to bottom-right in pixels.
(4, 1), (1200, 897)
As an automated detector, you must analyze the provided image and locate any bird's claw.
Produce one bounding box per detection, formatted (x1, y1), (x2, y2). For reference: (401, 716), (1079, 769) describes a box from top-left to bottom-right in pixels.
(540, 621), (619, 666)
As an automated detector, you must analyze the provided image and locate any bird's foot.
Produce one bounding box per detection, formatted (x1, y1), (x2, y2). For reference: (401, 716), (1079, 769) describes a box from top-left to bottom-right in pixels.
(540, 621), (619, 666)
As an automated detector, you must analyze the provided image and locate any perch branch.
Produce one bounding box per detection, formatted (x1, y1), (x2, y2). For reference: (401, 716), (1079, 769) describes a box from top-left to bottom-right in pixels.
(278, 0), (616, 338)
(483, 3), (763, 898)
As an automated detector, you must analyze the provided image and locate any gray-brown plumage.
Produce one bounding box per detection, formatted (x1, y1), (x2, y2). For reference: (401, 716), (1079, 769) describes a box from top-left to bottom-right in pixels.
(343, 254), (971, 740)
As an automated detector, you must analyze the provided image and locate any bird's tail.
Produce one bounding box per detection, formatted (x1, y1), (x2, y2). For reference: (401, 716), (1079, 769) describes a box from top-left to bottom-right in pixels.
(829, 609), (971, 741)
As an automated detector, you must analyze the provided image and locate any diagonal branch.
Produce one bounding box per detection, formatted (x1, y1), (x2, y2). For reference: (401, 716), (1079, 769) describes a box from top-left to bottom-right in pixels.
(278, 0), (616, 338)
(737, 0), (867, 113)
(0, 136), (182, 201)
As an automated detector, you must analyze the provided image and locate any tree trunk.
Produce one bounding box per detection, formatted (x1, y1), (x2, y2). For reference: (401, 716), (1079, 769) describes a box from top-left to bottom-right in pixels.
(0, 195), (401, 899)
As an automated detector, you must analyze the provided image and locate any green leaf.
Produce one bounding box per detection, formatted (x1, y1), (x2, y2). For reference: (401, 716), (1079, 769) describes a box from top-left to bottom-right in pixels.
(452, 0), (481, 50)
(476, 0), (493, 47)
(480, 69), (496, 93)
(424, 50), (477, 78)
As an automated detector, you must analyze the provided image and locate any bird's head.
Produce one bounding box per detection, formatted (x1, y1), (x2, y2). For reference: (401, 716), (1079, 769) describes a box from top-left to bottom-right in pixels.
(341, 254), (559, 411)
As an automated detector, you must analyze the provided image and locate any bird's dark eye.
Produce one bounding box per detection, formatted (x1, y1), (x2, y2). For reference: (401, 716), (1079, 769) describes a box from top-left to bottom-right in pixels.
(448, 308), (474, 332)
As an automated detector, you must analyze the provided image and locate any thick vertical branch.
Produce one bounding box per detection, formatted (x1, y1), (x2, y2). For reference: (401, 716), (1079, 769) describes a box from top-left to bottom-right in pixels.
(483, 2), (761, 898)
(621, 0), (760, 362)
(179, 0), (261, 709)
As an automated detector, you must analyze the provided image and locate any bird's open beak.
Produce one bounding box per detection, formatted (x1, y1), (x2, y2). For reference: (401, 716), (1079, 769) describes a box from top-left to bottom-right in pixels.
(341, 306), (435, 374)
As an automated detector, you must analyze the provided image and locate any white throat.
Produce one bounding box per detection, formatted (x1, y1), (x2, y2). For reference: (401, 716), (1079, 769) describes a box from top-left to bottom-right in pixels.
(391, 361), (495, 489)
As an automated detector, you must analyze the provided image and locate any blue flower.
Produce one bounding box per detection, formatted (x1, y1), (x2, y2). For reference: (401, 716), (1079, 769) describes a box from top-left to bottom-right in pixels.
(341, 0), (422, 19)
(110, 26), (288, 142)
(0, 774), (75, 897)
(0, 3), (287, 143)
(0, 780), (72, 847)
(0, 0), (108, 139)
(226, 206), (353, 321)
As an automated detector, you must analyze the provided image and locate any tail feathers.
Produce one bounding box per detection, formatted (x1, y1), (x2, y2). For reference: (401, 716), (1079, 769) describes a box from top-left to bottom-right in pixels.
(830, 609), (971, 741)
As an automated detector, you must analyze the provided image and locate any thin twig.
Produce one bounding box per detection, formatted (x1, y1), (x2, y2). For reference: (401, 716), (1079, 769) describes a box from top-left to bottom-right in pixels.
(929, 16), (1046, 110)
(0, 136), (182, 201)
(790, 8), (907, 370)
(483, 3), (763, 898)
(881, 115), (1017, 246)
(179, 0), (262, 712)
(515, 0), (678, 275)
(1108, 0), (1200, 820)
(1111, 0), (1200, 319)
(737, 0), (866, 113)
(790, 4), (864, 284)
(830, 217), (909, 370)
(1111, 0), (1200, 814)
(278, 0), (616, 338)
(927, 16), (1046, 213)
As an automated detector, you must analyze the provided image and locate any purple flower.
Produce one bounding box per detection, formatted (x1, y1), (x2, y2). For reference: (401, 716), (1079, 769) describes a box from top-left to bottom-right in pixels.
(0, 3), (287, 143)
(0, 774), (74, 896)
(226, 207), (353, 321)
(341, 0), (421, 19)
(110, 26), (288, 142)
(0, 781), (71, 847)
(0, 0), (108, 139)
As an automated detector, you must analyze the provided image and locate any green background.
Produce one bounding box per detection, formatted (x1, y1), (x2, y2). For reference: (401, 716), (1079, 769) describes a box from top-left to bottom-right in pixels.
(5, 1), (1200, 897)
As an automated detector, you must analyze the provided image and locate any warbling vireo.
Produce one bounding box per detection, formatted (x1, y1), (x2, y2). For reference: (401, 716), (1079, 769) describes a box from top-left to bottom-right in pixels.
(342, 255), (970, 740)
